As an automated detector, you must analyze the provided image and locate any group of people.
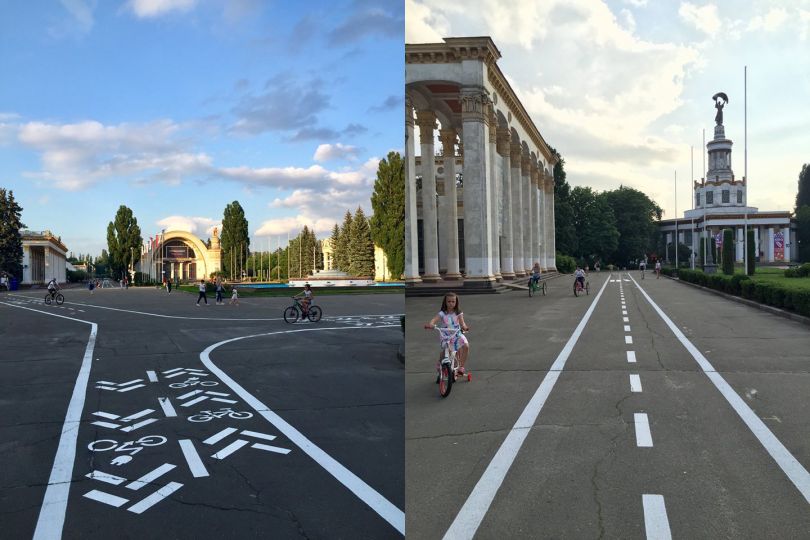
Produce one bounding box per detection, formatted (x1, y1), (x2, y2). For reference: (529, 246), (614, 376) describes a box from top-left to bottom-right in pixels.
(638, 258), (662, 278)
(196, 278), (239, 306)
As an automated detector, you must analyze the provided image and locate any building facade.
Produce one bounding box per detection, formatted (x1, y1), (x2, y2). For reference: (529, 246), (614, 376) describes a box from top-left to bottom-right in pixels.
(138, 229), (222, 282)
(21, 230), (68, 285)
(660, 98), (796, 264)
(406, 37), (557, 287)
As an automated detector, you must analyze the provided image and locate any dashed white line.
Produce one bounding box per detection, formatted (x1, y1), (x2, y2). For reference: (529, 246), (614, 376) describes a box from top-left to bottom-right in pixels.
(127, 482), (183, 514)
(642, 494), (672, 540)
(146, 370), (158, 382)
(623, 317), (629, 322)
(241, 430), (277, 441)
(212, 439), (250, 459)
(625, 335), (633, 344)
(126, 463), (176, 491)
(627, 351), (637, 363)
(86, 471), (126, 485)
(624, 325), (631, 332)
(630, 374), (642, 393)
(634, 413), (653, 447)
(83, 490), (128, 508)
(203, 427), (238, 446)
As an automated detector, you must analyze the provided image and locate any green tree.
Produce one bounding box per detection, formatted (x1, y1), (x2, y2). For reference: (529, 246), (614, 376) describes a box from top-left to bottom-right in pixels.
(336, 210), (353, 272)
(796, 205), (810, 263)
(0, 189), (25, 279)
(349, 207), (375, 277)
(795, 163), (810, 210)
(370, 151), (405, 279)
(569, 187), (618, 264)
(329, 223), (341, 270)
(221, 201), (250, 279)
(106, 205), (143, 279)
(747, 229), (756, 274)
(722, 229), (734, 274)
(550, 148), (576, 256)
(603, 186), (663, 266)
(288, 226), (318, 278)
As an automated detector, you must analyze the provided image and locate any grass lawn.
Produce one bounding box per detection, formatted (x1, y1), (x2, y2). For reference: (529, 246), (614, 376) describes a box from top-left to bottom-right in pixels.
(747, 267), (810, 291)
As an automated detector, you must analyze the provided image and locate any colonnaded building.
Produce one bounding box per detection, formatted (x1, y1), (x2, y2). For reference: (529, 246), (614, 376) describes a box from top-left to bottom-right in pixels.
(137, 228), (222, 282)
(659, 93), (796, 264)
(20, 229), (68, 285)
(405, 37), (557, 288)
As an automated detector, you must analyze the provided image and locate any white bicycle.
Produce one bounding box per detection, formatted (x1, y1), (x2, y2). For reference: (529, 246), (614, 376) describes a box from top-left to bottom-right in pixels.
(188, 408), (253, 422)
(169, 377), (219, 389)
(426, 325), (471, 398)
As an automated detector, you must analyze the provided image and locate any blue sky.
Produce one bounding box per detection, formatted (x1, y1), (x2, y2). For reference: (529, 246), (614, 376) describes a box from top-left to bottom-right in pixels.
(407, 0), (810, 219)
(0, 0), (403, 256)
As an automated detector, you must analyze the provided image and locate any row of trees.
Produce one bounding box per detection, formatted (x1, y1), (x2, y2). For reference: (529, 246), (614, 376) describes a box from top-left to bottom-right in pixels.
(795, 164), (810, 263)
(329, 208), (376, 277)
(0, 189), (25, 278)
(552, 149), (663, 267)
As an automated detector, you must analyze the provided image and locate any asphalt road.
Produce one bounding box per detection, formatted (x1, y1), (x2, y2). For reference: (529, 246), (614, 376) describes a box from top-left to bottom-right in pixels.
(0, 287), (404, 540)
(405, 272), (810, 539)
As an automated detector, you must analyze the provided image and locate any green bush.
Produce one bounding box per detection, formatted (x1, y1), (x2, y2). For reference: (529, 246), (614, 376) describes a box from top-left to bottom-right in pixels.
(556, 252), (576, 274)
(746, 230), (755, 275)
(785, 263), (810, 278)
(66, 269), (88, 283)
(722, 229), (734, 275)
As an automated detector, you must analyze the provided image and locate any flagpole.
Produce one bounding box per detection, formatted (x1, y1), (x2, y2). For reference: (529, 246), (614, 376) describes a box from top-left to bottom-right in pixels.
(703, 128), (707, 265)
(744, 65), (749, 274)
(674, 169), (678, 268)
(691, 145), (695, 269)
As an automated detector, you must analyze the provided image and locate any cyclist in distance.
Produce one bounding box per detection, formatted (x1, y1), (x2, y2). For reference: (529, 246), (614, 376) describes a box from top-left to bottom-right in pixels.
(46, 277), (59, 299)
(424, 292), (470, 375)
(293, 283), (314, 318)
(528, 261), (542, 290)
(574, 266), (586, 290)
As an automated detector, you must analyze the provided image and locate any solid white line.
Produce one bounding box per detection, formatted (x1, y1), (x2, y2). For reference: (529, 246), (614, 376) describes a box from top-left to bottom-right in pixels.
(120, 378), (143, 386)
(83, 490), (128, 508)
(624, 325), (631, 332)
(635, 413), (653, 447)
(442, 275), (612, 540)
(629, 274), (810, 504)
(121, 409), (154, 422)
(241, 430), (277, 441)
(212, 439), (249, 459)
(127, 481), (183, 514)
(181, 395), (208, 407)
(642, 494), (672, 540)
(179, 439), (209, 477)
(201, 324), (405, 535)
(623, 317), (629, 322)
(205, 391), (230, 396)
(146, 370), (158, 382)
(630, 374), (642, 393)
(0, 303), (100, 540)
(126, 463), (176, 491)
(625, 335), (633, 344)
(627, 351), (637, 363)
(95, 380), (116, 385)
(203, 427), (238, 445)
(252, 443), (291, 454)
(86, 471), (126, 485)
(158, 397), (177, 417)
(164, 371), (186, 379)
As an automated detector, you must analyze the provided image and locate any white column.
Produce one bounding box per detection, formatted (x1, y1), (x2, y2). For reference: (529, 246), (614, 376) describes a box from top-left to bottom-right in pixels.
(538, 174), (547, 270)
(460, 89), (496, 283)
(510, 142), (525, 277)
(488, 107), (501, 280)
(546, 174), (557, 270)
(404, 97), (421, 284)
(784, 227), (791, 262)
(767, 227), (774, 262)
(736, 227), (744, 262)
(439, 128), (461, 279)
(529, 165), (539, 268)
(416, 109), (441, 281)
(497, 128), (514, 278)
(521, 154), (532, 273)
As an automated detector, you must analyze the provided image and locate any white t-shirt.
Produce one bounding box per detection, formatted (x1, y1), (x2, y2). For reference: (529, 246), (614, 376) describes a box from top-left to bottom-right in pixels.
(198, 283), (206, 292)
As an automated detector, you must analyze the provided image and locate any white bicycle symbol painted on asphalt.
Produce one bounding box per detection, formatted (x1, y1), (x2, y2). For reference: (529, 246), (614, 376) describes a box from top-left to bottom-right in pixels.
(188, 408), (253, 422)
(87, 435), (168, 465)
(169, 377), (219, 389)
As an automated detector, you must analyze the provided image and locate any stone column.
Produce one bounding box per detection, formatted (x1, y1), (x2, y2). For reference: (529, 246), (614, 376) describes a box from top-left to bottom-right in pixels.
(404, 97), (421, 284)
(510, 142), (524, 277)
(439, 128), (461, 279)
(416, 109), (441, 282)
(784, 226), (791, 262)
(536, 173), (545, 270)
(546, 172), (557, 270)
(460, 88), (495, 284)
(736, 227), (744, 262)
(497, 128), (514, 278)
(521, 152), (532, 273)
(530, 162), (539, 269)
(766, 227), (774, 262)
(488, 106), (501, 280)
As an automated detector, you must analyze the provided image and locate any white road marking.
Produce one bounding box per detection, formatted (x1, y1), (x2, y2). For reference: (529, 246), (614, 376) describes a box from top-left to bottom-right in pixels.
(91, 421), (120, 430)
(210, 397), (237, 404)
(180, 396), (207, 407)
(158, 397), (177, 417)
(623, 317), (629, 322)
(643, 494), (672, 540)
(440, 276), (612, 540)
(126, 463), (176, 491)
(120, 418), (158, 432)
(635, 413), (653, 447)
(212, 439), (250, 459)
(91, 411), (119, 420)
(163, 371), (186, 379)
(179, 439), (209, 477)
(241, 430), (277, 441)
(163, 367), (183, 374)
(203, 427), (238, 445)
(630, 374), (642, 392)
(627, 351), (637, 363)
(625, 335), (633, 344)
(630, 274), (810, 504)
(119, 384), (145, 392)
(86, 471), (126, 485)
(177, 389), (202, 400)
(205, 391), (230, 396)
(146, 370), (158, 382)
(83, 490), (128, 508)
(127, 482), (183, 514)
(252, 443), (292, 454)
(121, 409), (154, 422)
(624, 325), (631, 332)
(0, 303), (99, 540)
(622, 310), (628, 315)
(201, 324), (405, 536)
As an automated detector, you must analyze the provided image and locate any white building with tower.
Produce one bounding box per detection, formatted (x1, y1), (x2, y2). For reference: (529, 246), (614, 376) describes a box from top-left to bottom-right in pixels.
(659, 94), (796, 264)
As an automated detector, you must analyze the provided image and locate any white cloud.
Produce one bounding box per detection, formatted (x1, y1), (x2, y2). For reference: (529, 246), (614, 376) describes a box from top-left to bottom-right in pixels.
(801, 9), (810, 41)
(405, 0), (450, 43)
(620, 8), (636, 33)
(156, 216), (221, 237)
(313, 143), (359, 162)
(623, 0), (647, 6)
(678, 2), (721, 35)
(747, 7), (788, 32)
(126, 0), (197, 18)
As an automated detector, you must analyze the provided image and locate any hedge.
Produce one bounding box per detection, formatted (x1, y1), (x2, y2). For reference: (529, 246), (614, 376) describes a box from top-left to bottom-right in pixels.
(676, 268), (810, 317)
(556, 252), (576, 274)
(784, 263), (810, 278)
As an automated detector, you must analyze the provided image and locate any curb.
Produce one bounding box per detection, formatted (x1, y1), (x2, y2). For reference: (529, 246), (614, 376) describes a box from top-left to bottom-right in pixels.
(665, 275), (810, 327)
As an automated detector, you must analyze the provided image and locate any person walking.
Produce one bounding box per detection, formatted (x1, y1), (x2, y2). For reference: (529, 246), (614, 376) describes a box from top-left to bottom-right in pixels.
(215, 278), (224, 305)
(167, 278), (172, 293)
(229, 285), (239, 306)
(196, 279), (208, 306)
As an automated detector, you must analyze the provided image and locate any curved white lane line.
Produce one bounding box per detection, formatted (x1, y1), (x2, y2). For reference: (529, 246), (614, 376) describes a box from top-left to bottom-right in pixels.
(629, 273), (810, 504)
(0, 302), (97, 540)
(7, 293), (402, 322)
(201, 324), (405, 535)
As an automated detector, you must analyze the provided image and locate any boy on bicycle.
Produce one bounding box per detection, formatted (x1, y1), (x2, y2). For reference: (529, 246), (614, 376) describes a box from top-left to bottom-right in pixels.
(47, 278), (59, 298)
(574, 267), (586, 290)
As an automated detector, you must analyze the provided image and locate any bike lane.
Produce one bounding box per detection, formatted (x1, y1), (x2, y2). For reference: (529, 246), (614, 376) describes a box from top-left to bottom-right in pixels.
(474, 272), (810, 538)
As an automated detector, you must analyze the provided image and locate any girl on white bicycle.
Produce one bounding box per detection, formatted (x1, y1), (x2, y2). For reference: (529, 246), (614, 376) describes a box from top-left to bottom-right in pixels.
(424, 292), (470, 374)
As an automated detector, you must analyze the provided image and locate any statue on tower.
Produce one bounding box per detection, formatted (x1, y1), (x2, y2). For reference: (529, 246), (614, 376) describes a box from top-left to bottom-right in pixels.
(712, 92), (729, 126)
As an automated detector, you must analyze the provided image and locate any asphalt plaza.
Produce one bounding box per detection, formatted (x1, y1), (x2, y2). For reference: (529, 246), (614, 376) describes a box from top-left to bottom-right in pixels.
(0, 287), (404, 539)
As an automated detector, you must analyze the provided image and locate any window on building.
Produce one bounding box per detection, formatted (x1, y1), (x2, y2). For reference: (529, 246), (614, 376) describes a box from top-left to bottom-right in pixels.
(722, 190), (730, 203)
(706, 191), (714, 205)
(696, 192), (701, 206)
(737, 191), (743, 204)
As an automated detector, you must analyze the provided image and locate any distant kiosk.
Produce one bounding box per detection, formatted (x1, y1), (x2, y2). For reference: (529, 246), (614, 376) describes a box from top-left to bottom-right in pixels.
(289, 269), (374, 287)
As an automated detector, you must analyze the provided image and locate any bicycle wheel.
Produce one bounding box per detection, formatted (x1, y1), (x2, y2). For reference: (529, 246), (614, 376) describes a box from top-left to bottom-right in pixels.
(573, 283), (579, 297)
(229, 411), (253, 420)
(137, 435), (168, 447)
(283, 306), (299, 323)
(528, 282), (534, 297)
(55, 293), (64, 305)
(200, 380), (218, 387)
(44, 294), (52, 305)
(541, 282), (548, 296)
(308, 305), (323, 322)
(439, 363), (452, 398)
(88, 439), (118, 452)
(188, 414), (211, 423)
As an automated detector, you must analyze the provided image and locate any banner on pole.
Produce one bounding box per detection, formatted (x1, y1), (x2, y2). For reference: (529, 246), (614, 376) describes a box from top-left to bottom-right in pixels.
(774, 232), (784, 261)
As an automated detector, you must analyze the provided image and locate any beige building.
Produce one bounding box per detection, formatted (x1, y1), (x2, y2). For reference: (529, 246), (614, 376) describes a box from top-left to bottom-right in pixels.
(21, 230), (68, 285)
(321, 237), (395, 281)
(138, 228), (222, 282)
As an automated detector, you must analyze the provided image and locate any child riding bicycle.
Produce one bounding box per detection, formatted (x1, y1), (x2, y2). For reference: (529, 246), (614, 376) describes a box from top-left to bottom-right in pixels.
(424, 292), (470, 375)
(574, 267), (586, 290)
(528, 262), (542, 289)
(293, 284), (314, 318)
